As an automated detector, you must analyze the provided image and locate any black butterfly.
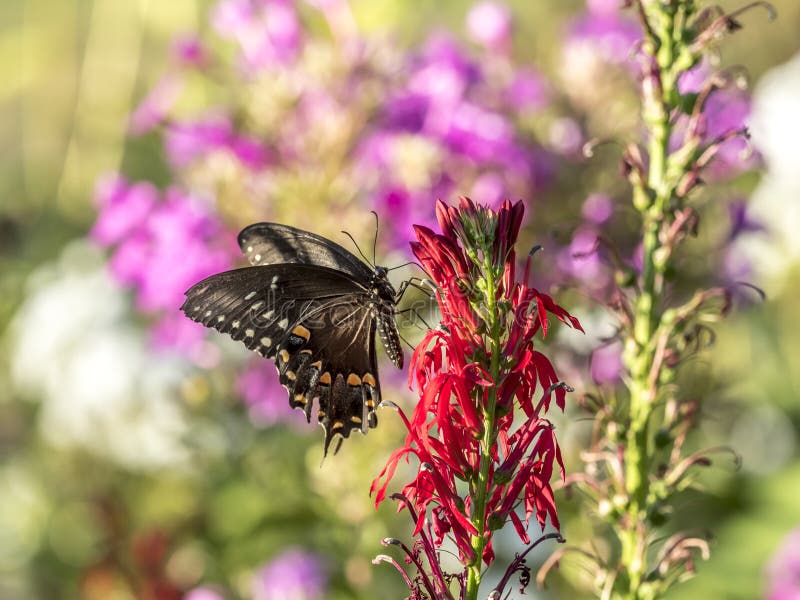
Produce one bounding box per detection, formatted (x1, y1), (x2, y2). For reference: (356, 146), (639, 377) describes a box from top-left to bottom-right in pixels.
(180, 222), (404, 455)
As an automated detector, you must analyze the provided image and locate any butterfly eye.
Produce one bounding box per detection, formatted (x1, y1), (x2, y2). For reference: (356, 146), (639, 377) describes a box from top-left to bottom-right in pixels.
(375, 266), (387, 278)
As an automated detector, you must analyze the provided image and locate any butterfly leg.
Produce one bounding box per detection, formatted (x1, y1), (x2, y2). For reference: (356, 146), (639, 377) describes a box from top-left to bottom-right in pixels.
(394, 277), (436, 303)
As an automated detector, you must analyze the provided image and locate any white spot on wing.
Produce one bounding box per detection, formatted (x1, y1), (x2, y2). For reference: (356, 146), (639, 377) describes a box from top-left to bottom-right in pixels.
(254, 254), (262, 262)
(260, 337), (272, 347)
(245, 291), (257, 300)
(278, 318), (288, 330)
(252, 301), (264, 310)
(232, 320), (240, 329)
(245, 328), (254, 337)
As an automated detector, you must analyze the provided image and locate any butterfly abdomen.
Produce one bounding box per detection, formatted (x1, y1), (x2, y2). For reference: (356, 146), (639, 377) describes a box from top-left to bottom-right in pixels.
(376, 306), (403, 369)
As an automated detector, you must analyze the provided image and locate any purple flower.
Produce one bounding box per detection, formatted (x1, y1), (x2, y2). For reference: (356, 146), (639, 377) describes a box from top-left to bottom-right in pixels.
(252, 548), (327, 600)
(382, 92), (430, 132)
(582, 193), (614, 224)
(565, 3), (641, 65)
(371, 184), (451, 253)
(557, 225), (608, 289)
(442, 101), (517, 162)
(677, 64), (708, 95)
(236, 362), (308, 427)
(356, 27), (556, 252)
(728, 198), (765, 241)
(408, 34), (479, 108)
(590, 341), (624, 384)
(469, 172), (506, 205)
(506, 68), (550, 112)
(703, 88), (755, 178)
(466, 2), (512, 54)
(676, 63), (757, 179)
(766, 527), (800, 600)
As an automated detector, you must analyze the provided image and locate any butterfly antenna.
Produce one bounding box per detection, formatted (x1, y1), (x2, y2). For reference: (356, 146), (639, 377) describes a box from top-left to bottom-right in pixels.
(341, 230), (374, 268)
(370, 210), (379, 265)
(387, 260), (426, 272)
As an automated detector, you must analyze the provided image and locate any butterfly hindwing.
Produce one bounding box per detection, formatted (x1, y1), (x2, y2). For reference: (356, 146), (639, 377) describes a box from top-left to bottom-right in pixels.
(181, 263), (382, 453)
(276, 300), (381, 454)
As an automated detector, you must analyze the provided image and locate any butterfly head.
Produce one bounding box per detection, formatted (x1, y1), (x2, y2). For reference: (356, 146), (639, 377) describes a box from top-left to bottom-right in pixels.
(370, 265), (395, 301)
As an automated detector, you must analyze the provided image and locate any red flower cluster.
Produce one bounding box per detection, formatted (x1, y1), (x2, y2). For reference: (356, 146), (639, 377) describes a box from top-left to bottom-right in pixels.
(372, 198), (582, 569)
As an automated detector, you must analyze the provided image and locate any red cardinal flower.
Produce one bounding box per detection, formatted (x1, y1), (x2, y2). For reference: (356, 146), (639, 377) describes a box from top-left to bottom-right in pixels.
(371, 198), (582, 599)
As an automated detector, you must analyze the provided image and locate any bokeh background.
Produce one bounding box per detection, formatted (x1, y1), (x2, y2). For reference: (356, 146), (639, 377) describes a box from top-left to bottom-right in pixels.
(2, 1), (799, 598)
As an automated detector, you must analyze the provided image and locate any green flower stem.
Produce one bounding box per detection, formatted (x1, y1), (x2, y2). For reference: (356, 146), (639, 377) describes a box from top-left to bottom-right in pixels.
(466, 259), (503, 600)
(619, 2), (682, 598)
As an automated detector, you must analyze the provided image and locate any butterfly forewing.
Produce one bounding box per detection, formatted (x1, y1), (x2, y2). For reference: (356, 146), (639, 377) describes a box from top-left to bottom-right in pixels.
(238, 222), (373, 280)
(181, 262), (386, 454)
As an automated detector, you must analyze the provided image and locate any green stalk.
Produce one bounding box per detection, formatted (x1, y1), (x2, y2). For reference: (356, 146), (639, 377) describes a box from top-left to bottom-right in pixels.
(618, 2), (678, 597)
(465, 258), (503, 600)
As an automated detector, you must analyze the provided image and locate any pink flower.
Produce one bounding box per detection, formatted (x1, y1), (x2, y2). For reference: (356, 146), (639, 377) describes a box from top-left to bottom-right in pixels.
(212, 0), (302, 70)
(466, 2), (512, 54)
(164, 114), (233, 167)
(91, 176), (237, 356)
(236, 361), (309, 428)
(767, 527), (800, 600)
(252, 548), (327, 600)
(172, 34), (210, 68)
(184, 587), (226, 600)
(164, 114), (272, 170)
(91, 175), (158, 246)
(129, 76), (183, 135)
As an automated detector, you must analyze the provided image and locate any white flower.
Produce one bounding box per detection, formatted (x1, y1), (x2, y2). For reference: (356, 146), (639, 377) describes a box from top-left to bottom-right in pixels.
(9, 242), (190, 470)
(734, 51), (800, 288)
